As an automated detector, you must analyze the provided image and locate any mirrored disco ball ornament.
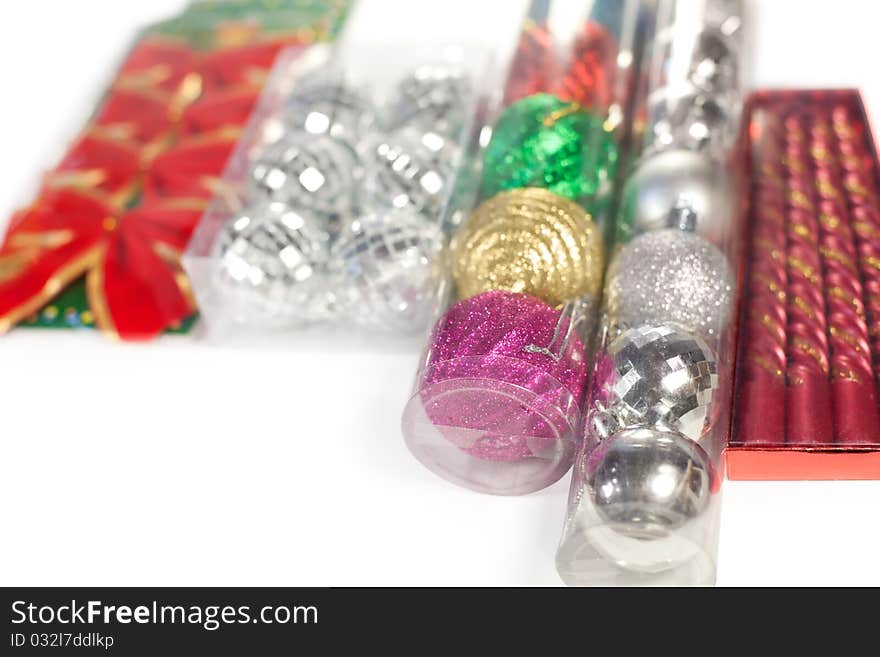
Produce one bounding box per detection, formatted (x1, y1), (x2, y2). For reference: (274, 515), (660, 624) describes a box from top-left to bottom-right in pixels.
(605, 228), (733, 339)
(215, 200), (333, 324)
(330, 209), (443, 332)
(388, 65), (472, 137)
(588, 324), (720, 442)
(688, 28), (739, 95)
(584, 427), (716, 571)
(284, 78), (376, 145)
(361, 127), (458, 219)
(647, 92), (737, 157)
(617, 149), (734, 246)
(247, 133), (361, 234)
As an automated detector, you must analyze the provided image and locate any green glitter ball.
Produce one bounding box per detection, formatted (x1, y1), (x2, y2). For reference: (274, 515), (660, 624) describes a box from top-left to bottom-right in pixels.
(480, 93), (618, 206)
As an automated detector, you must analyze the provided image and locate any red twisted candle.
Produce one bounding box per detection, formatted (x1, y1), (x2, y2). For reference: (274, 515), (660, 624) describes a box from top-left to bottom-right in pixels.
(810, 114), (880, 444)
(736, 110), (788, 444)
(783, 115), (833, 444)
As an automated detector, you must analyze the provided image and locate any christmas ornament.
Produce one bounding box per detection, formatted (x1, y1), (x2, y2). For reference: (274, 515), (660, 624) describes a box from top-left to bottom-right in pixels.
(687, 27), (739, 96)
(50, 131), (142, 199)
(605, 228), (733, 340)
(0, 0), (350, 340)
(416, 290), (587, 465)
(181, 87), (261, 137)
(503, 15), (556, 106)
(247, 133), (360, 233)
(557, 20), (619, 114)
(0, 190), (204, 339)
(451, 188), (603, 307)
(583, 427), (716, 572)
(215, 200), (332, 324)
(361, 127), (458, 219)
(145, 131), (238, 201)
(330, 209), (443, 333)
(284, 78), (375, 145)
(480, 93), (618, 204)
(387, 65), (471, 137)
(647, 91), (736, 157)
(588, 324), (720, 442)
(617, 149), (734, 246)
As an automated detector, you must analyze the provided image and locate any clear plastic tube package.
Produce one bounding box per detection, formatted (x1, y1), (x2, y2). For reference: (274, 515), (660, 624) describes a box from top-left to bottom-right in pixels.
(183, 28), (495, 336)
(556, 0), (745, 585)
(402, 0), (642, 496)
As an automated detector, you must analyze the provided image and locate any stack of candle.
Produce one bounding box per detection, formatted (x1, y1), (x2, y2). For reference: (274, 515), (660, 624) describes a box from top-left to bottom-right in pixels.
(733, 91), (880, 449)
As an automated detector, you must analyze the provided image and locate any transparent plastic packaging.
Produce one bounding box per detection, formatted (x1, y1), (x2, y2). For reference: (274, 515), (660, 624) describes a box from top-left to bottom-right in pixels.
(402, 0), (641, 496)
(557, 0), (745, 585)
(183, 33), (494, 337)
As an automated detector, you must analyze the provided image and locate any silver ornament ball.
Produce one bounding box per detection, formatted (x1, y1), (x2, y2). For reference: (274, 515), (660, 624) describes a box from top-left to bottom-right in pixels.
(247, 133), (361, 234)
(361, 127), (458, 219)
(215, 200), (333, 325)
(330, 208), (443, 332)
(284, 78), (376, 146)
(619, 149), (734, 246)
(605, 228), (734, 340)
(583, 427), (717, 573)
(388, 65), (471, 137)
(589, 324), (720, 442)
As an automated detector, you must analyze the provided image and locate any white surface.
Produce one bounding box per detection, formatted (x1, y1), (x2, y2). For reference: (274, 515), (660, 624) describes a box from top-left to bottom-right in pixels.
(1, 0), (880, 587)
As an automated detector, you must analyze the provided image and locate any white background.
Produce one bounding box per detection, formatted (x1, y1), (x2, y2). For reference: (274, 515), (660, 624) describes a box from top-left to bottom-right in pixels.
(1, 0), (880, 586)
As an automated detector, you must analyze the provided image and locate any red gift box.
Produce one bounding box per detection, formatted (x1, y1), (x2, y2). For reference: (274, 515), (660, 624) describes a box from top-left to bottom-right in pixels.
(728, 89), (880, 479)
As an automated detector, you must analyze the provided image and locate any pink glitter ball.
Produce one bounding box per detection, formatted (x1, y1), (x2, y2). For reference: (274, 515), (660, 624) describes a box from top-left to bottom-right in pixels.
(420, 290), (587, 462)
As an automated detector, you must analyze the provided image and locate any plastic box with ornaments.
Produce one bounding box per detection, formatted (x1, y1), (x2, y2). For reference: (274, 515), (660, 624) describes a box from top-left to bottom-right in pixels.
(183, 24), (500, 339)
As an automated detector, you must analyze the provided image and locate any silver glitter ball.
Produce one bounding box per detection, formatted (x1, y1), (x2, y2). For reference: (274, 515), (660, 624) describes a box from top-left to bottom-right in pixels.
(589, 324), (720, 442)
(618, 149), (734, 246)
(583, 427), (717, 573)
(247, 133), (361, 234)
(361, 127), (458, 219)
(215, 200), (333, 325)
(329, 208), (443, 332)
(284, 78), (375, 145)
(605, 228), (734, 339)
(388, 65), (471, 137)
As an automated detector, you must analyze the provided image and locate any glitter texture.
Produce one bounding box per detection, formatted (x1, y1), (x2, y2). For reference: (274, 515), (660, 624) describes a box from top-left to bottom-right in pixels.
(420, 290), (587, 462)
(451, 188), (604, 307)
(480, 93), (618, 203)
(605, 229), (733, 339)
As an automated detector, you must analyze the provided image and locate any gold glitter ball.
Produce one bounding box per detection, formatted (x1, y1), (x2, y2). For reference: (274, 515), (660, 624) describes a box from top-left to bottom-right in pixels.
(451, 188), (604, 307)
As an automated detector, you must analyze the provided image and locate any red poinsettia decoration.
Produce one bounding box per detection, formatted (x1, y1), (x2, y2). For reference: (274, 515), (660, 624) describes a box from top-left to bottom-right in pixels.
(118, 38), (201, 92)
(0, 24), (311, 340)
(0, 189), (205, 340)
(47, 129), (142, 201)
(201, 37), (303, 91)
(181, 86), (261, 137)
(144, 129), (239, 201)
